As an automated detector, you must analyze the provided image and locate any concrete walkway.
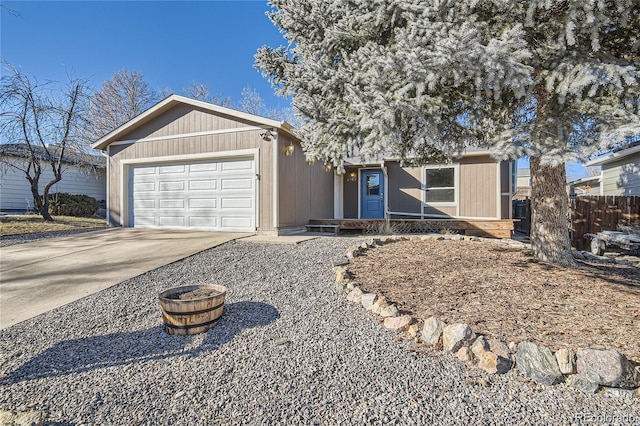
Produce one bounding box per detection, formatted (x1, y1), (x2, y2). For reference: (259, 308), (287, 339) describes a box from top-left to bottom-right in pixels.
(0, 228), (250, 329)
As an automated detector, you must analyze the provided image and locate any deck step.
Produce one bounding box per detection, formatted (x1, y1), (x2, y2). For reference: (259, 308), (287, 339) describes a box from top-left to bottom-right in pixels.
(305, 224), (340, 235)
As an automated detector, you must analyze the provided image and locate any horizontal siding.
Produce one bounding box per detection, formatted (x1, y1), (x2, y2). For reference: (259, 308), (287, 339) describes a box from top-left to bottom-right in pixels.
(602, 152), (640, 196)
(0, 162), (106, 211)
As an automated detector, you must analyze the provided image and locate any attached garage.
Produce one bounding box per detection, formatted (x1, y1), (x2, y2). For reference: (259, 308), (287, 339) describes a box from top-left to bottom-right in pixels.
(128, 157), (256, 231)
(92, 95), (334, 235)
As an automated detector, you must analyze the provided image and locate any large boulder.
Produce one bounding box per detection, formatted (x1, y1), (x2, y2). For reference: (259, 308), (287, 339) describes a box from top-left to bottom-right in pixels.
(555, 348), (576, 375)
(576, 349), (640, 389)
(515, 341), (563, 385)
(360, 293), (377, 310)
(421, 317), (446, 347)
(383, 315), (413, 331)
(478, 351), (513, 375)
(442, 323), (476, 353)
(346, 287), (363, 304)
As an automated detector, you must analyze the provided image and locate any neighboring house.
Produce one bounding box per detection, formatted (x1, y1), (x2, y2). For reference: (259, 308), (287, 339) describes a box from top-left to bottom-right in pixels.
(586, 138), (640, 196)
(0, 144), (106, 213)
(92, 95), (515, 235)
(567, 175), (602, 197)
(513, 167), (532, 199)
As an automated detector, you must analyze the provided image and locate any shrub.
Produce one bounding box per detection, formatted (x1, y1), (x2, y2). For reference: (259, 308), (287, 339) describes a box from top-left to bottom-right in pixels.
(48, 193), (99, 217)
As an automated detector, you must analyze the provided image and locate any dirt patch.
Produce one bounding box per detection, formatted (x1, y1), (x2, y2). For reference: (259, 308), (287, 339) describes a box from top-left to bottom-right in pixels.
(347, 239), (640, 362)
(0, 215), (106, 237)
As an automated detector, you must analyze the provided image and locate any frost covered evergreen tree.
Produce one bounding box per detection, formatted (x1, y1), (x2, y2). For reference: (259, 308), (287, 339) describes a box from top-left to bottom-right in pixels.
(256, 0), (640, 266)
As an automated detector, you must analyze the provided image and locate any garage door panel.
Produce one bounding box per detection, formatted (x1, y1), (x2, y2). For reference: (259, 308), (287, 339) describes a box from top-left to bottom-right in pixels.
(222, 159), (253, 171)
(190, 163), (218, 172)
(134, 199), (156, 209)
(159, 181), (184, 191)
(189, 216), (218, 227)
(135, 215), (156, 226)
(189, 199), (217, 208)
(221, 178), (253, 190)
(221, 197), (253, 209)
(159, 199), (185, 209)
(189, 180), (217, 191)
(159, 216), (185, 227)
(134, 182), (156, 192)
(130, 157), (255, 231)
(221, 216), (253, 229)
(159, 165), (186, 174)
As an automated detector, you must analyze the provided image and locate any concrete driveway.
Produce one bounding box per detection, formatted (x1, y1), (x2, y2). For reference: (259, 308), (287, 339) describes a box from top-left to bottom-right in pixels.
(0, 228), (251, 329)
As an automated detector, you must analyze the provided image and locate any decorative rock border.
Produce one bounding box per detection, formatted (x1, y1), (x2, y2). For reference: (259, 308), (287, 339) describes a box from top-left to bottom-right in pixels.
(333, 234), (640, 399)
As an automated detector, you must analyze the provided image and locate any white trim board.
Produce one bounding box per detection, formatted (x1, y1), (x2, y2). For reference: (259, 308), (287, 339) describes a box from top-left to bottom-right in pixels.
(118, 148), (260, 229)
(108, 126), (266, 146)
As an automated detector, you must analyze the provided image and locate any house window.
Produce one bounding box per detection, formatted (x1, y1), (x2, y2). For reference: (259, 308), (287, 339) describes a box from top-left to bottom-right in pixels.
(424, 166), (457, 203)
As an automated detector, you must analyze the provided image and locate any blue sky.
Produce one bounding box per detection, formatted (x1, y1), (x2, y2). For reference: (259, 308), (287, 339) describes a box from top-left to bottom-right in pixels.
(1, 1), (588, 179)
(1, 0), (290, 110)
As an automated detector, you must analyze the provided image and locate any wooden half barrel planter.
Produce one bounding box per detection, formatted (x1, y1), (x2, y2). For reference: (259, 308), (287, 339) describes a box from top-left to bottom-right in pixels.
(158, 284), (227, 335)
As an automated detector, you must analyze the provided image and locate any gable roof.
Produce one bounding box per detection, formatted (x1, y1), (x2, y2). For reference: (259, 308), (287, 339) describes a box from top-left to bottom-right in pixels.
(0, 143), (106, 168)
(91, 94), (298, 151)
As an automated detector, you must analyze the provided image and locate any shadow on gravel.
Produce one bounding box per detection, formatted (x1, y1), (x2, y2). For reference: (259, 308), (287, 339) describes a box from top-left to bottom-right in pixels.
(1, 301), (279, 385)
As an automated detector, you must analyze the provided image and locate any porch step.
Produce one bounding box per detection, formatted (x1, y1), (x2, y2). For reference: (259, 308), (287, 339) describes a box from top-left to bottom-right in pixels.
(305, 224), (340, 235)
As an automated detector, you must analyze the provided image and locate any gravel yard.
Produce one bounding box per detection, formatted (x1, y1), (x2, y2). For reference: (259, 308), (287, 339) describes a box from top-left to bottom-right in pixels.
(0, 237), (638, 425)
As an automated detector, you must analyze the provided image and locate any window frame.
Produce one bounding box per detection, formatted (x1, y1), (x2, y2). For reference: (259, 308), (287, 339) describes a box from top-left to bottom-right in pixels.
(422, 164), (459, 207)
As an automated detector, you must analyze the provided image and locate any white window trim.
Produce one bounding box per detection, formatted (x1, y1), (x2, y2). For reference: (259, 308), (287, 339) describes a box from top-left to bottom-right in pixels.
(119, 148), (260, 229)
(422, 164), (460, 213)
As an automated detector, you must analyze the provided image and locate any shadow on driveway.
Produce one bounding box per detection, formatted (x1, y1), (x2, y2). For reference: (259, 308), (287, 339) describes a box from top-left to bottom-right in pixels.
(2, 301), (279, 385)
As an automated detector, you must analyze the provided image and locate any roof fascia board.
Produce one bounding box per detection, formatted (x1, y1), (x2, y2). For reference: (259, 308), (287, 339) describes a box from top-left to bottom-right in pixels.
(586, 144), (640, 166)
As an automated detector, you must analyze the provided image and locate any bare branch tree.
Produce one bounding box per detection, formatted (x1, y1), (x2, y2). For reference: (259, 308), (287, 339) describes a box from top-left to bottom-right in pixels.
(183, 81), (231, 106)
(83, 69), (157, 143)
(0, 64), (90, 221)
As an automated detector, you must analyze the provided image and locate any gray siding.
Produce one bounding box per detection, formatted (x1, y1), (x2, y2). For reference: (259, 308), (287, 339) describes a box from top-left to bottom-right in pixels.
(602, 152), (640, 196)
(0, 161), (106, 212)
(343, 168), (358, 218)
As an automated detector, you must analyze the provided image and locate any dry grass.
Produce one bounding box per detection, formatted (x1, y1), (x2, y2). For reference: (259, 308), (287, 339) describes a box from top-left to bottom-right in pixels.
(347, 238), (640, 362)
(0, 215), (107, 237)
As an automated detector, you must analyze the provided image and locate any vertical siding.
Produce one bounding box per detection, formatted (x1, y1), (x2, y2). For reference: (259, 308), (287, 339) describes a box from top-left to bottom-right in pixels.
(458, 156), (498, 218)
(106, 105), (275, 231)
(387, 163), (422, 214)
(277, 134), (334, 229)
(1, 160), (106, 211)
(602, 152), (640, 196)
(343, 168), (359, 218)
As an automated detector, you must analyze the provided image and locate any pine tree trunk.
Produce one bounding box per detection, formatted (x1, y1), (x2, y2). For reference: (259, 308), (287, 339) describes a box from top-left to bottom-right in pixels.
(529, 157), (575, 266)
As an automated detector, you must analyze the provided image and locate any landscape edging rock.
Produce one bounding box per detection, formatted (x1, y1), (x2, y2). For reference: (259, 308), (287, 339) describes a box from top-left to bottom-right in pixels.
(334, 234), (640, 399)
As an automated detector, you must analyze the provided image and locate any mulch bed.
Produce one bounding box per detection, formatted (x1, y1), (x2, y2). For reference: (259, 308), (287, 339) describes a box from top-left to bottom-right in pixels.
(347, 239), (640, 362)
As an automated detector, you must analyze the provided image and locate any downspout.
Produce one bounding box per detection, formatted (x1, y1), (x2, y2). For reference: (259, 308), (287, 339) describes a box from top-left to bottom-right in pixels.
(272, 129), (279, 233)
(381, 160), (388, 219)
(100, 147), (110, 227)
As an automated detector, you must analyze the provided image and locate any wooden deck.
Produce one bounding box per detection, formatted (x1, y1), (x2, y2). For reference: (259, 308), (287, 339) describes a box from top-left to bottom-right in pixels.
(307, 218), (518, 239)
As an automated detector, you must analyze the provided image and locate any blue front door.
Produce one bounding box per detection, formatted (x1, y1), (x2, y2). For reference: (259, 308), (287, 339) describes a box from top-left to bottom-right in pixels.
(360, 169), (384, 218)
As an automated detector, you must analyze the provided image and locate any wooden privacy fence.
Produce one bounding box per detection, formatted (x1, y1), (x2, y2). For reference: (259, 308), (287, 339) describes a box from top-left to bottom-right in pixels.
(570, 196), (640, 250)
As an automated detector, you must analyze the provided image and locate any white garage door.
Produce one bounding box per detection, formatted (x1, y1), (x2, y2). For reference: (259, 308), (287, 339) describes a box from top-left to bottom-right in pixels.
(129, 157), (256, 231)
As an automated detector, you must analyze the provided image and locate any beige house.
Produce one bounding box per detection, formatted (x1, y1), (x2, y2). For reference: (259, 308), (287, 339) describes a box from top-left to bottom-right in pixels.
(586, 140), (640, 196)
(92, 95), (333, 235)
(338, 154), (515, 221)
(93, 95), (515, 235)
